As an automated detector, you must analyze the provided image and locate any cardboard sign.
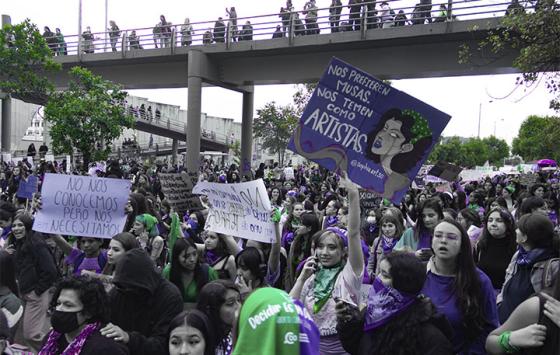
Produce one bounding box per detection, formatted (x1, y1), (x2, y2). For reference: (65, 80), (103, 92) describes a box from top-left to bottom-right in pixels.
(284, 167), (295, 180)
(359, 189), (381, 212)
(519, 173), (538, 186)
(158, 172), (203, 213)
(16, 175), (38, 200)
(428, 161), (462, 182)
(192, 179), (275, 243)
(33, 174), (131, 238)
(287, 57), (451, 204)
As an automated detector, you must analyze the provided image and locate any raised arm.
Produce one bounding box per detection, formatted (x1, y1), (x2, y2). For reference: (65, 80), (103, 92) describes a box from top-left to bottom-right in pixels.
(340, 173), (364, 277)
(51, 234), (73, 255)
(267, 209), (282, 276)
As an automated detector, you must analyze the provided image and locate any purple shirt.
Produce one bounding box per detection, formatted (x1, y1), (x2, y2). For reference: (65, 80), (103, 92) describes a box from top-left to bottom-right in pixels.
(421, 267), (499, 354)
(65, 248), (107, 276)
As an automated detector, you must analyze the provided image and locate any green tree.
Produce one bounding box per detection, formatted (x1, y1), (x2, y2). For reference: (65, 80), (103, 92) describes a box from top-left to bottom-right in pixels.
(0, 19), (61, 104)
(44, 67), (134, 167)
(459, 0), (560, 111)
(481, 136), (509, 165)
(429, 136), (465, 164)
(292, 83), (317, 116)
(512, 115), (560, 161)
(462, 138), (489, 167)
(254, 102), (298, 165)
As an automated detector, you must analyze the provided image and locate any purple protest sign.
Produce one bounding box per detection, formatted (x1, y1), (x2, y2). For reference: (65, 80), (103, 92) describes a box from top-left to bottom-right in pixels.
(287, 57), (451, 204)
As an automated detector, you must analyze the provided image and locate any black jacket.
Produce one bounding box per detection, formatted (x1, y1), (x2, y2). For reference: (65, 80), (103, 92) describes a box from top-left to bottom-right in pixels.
(109, 249), (182, 355)
(52, 329), (129, 355)
(337, 303), (454, 355)
(11, 232), (58, 295)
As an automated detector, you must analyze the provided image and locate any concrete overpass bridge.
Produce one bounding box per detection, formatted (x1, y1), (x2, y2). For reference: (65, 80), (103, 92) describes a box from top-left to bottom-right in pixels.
(4, 0), (523, 174)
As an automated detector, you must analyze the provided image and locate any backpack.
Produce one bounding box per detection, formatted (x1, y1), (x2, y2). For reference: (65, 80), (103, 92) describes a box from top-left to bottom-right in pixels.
(72, 251), (108, 274)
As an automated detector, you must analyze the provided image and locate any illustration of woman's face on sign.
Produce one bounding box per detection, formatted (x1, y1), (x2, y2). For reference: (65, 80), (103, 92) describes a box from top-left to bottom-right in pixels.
(370, 118), (413, 157)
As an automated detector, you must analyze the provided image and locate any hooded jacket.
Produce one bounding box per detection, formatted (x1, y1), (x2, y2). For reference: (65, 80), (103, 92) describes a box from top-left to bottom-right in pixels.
(108, 249), (182, 355)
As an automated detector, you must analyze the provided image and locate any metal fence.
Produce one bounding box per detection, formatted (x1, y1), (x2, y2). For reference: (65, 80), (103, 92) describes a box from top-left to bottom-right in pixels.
(42, 0), (533, 57)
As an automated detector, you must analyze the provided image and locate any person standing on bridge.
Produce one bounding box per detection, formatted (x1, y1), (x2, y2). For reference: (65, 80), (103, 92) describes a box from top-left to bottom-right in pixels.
(55, 28), (67, 55)
(213, 17), (226, 43)
(348, 0), (363, 31)
(226, 7), (238, 42)
(181, 18), (194, 46)
(82, 26), (95, 53)
(329, 0), (343, 33)
(158, 15), (172, 48)
(304, 0), (319, 35)
(108, 20), (121, 52)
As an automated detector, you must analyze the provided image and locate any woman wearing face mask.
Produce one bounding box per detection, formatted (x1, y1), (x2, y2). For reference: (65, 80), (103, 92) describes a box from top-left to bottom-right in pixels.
(367, 214), (405, 279)
(197, 280), (241, 355)
(394, 198), (443, 261)
(289, 175), (363, 354)
(38, 276), (128, 354)
(183, 211), (206, 244)
(5, 212), (57, 351)
(168, 310), (216, 355)
(336, 252), (454, 355)
(497, 212), (560, 323)
(361, 210), (378, 247)
(131, 213), (165, 267)
(422, 218), (499, 354)
(163, 238), (218, 304)
(474, 207), (517, 293)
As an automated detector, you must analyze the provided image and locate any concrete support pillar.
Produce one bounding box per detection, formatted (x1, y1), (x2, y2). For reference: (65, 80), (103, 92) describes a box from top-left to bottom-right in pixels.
(240, 87), (254, 179)
(171, 139), (178, 165)
(1, 15), (12, 153)
(186, 50), (204, 173)
(1, 98), (12, 153)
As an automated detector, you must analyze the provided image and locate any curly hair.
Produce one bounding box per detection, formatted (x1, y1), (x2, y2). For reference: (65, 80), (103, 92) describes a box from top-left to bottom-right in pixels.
(49, 276), (110, 324)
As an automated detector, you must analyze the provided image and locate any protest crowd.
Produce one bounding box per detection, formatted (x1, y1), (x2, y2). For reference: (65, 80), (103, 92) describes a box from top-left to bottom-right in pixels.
(0, 152), (558, 355)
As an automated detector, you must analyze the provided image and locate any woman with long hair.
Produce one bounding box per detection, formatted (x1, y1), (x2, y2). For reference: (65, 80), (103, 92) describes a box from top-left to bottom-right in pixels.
(269, 187), (283, 208)
(336, 252), (453, 354)
(486, 266), (560, 354)
(474, 207), (517, 292)
(281, 202), (305, 253)
(285, 212), (321, 290)
(394, 198), (443, 261)
(4, 212), (58, 351)
(422, 218), (499, 354)
(131, 213), (165, 267)
(457, 207), (483, 247)
(289, 174), (363, 354)
(367, 214), (405, 278)
(202, 231), (236, 281)
(163, 238), (218, 304)
(168, 310), (216, 355)
(197, 280), (241, 355)
(497, 212), (559, 323)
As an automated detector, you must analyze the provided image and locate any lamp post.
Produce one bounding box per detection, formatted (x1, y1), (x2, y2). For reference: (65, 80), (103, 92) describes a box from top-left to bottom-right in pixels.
(494, 118), (504, 137)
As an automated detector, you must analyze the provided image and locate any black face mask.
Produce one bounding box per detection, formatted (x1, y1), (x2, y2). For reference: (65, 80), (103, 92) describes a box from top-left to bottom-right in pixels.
(51, 310), (81, 334)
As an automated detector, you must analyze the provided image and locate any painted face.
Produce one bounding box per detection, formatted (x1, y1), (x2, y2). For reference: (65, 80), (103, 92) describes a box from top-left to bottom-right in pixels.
(381, 221), (397, 238)
(377, 259), (392, 287)
(107, 239), (126, 265)
(204, 232), (219, 250)
(11, 219), (26, 239)
(487, 211), (506, 238)
(432, 221), (462, 260)
(534, 187), (545, 198)
(168, 325), (205, 355)
(293, 204), (304, 219)
(316, 233), (343, 267)
(370, 118), (411, 156)
(422, 208), (440, 230)
(179, 246), (198, 271)
(219, 289), (241, 327)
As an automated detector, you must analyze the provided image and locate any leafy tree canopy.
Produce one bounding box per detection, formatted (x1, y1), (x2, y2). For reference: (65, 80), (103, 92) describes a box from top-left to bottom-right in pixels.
(0, 19), (60, 104)
(459, 0), (560, 111)
(254, 102), (298, 165)
(512, 114), (560, 161)
(44, 66), (134, 166)
(429, 136), (509, 167)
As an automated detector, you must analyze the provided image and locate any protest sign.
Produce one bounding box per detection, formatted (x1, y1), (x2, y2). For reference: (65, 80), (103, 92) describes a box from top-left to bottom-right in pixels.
(519, 173), (538, 186)
(1, 153), (11, 162)
(45, 154), (55, 162)
(158, 172), (203, 213)
(192, 179), (275, 243)
(33, 173), (130, 238)
(16, 175), (38, 200)
(359, 189), (381, 212)
(460, 169), (488, 182)
(428, 161), (462, 182)
(287, 57), (451, 204)
(284, 167), (295, 180)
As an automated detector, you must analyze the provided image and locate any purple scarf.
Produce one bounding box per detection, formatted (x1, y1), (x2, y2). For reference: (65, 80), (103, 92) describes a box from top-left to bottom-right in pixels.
(381, 235), (398, 254)
(416, 230), (433, 250)
(364, 278), (416, 332)
(325, 216), (338, 228)
(39, 322), (100, 355)
(205, 250), (221, 266)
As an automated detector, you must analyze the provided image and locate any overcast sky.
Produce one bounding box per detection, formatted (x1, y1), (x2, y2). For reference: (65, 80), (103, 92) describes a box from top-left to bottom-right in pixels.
(3, 0), (556, 144)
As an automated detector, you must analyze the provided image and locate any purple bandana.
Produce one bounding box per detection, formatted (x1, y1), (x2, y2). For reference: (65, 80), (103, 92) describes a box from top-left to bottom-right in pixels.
(381, 235), (398, 254)
(364, 278), (417, 332)
(325, 216), (338, 228)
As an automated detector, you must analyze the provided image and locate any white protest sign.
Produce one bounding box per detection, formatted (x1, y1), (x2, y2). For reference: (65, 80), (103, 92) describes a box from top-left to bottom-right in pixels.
(192, 179), (275, 243)
(1, 153), (11, 162)
(45, 154), (55, 162)
(460, 169), (488, 182)
(284, 167), (295, 180)
(33, 173), (131, 238)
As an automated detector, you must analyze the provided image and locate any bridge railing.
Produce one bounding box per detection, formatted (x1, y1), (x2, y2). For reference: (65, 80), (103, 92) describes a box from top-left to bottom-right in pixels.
(43, 0), (533, 57)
